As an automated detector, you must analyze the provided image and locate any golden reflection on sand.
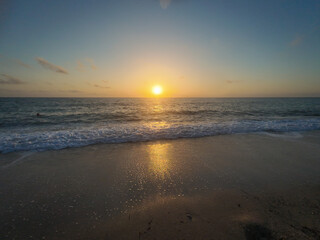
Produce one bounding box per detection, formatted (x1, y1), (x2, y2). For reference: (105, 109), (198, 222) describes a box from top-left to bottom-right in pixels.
(146, 100), (172, 178)
(148, 143), (171, 179)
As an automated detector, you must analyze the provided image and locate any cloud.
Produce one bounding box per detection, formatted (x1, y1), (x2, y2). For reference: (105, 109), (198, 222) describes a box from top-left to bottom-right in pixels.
(76, 60), (86, 72)
(160, 0), (172, 9)
(62, 90), (84, 94)
(14, 59), (32, 69)
(0, 74), (25, 84)
(87, 81), (110, 89)
(160, 0), (171, 9)
(93, 84), (110, 89)
(226, 80), (240, 84)
(76, 58), (97, 72)
(0, 54), (32, 69)
(86, 58), (97, 70)
(290, 35), (304, 47)
(159, 0), (185, 10)
(35, 57), (68, 74)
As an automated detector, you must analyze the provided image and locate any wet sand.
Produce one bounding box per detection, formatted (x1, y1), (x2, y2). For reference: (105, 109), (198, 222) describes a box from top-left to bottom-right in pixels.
(1, 131), (320, 239)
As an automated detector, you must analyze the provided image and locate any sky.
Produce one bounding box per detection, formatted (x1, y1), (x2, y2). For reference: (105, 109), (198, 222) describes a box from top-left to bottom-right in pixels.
(0, 0), (319, 97)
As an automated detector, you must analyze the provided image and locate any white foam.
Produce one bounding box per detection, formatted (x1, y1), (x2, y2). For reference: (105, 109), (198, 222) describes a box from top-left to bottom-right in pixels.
(0, 118), (320, 153)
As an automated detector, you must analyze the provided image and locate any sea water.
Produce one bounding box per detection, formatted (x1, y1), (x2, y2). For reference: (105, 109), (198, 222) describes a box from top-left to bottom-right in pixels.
(0, 98), (320, 153)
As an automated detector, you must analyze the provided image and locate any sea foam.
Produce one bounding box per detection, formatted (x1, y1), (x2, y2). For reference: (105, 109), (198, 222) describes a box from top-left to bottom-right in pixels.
(1, 118), (320, 153)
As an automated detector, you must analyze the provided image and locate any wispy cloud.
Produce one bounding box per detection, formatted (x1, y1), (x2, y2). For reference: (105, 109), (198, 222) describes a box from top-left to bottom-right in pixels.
(87, 81), (110, 89)
(35, 57), (68, 74)
(290, 35), (304, 47)
(159, 0), (184, 10)
(0, 54), (32, 69)
(14, 59), (32, 69)
(0, 74), (25, 84)
(76, 58), (97, 72)
(86, 58), (97, 70)
(61, 90), (84, 94)
(76, 60), (86, 72)
(93, 84), (110, 89)
(226, 80), (241, 84)
(160, 0), (172, 9)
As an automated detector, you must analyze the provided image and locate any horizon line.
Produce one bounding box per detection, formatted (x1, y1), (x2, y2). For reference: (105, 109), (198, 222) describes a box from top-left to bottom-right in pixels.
(1, 96), (320, 99)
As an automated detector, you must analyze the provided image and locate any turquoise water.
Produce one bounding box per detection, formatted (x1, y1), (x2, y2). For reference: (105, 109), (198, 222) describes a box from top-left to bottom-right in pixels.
(0, 98), (320, 153)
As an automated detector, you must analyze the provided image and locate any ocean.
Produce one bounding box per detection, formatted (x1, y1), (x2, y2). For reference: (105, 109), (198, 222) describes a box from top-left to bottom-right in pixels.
(0, 98), (320, 153)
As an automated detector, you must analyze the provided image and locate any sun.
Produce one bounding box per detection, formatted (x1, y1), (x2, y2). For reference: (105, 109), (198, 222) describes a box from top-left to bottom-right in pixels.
(152, 85), (163, 95)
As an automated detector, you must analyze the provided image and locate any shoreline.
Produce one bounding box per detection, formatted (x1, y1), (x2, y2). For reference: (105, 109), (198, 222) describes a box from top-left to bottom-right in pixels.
(1, 131), (320, 239)
(1, 128), (319, 156)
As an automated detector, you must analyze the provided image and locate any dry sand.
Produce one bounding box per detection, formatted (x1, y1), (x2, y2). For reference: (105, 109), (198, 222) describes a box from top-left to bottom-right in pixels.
(1, 131), (320, 239)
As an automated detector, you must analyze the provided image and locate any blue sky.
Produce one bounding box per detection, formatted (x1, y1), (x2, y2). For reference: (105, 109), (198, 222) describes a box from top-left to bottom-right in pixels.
(0, 0), (319, 97)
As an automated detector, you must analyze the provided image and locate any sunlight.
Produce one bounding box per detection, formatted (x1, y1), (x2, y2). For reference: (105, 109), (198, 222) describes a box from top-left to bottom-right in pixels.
(152, 85), (163, 96)
(148, 143), (171, 179)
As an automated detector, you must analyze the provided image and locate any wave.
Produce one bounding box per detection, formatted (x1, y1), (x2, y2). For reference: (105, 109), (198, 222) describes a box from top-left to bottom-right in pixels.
(1, 118), (320, 153)
(2, 107), (320, 128)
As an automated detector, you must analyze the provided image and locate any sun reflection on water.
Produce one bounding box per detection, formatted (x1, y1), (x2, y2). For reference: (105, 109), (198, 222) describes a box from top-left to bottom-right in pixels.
(152, 103), (164, 113)
(146, 121), (170, 130)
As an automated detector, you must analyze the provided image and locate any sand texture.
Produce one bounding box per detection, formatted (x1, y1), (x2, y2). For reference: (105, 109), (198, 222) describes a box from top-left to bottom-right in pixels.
(1, 131), (320, 239)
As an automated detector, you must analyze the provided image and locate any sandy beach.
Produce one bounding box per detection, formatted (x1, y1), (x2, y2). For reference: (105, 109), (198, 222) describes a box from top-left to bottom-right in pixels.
(2, 0), (320, 238)
(1, 131), (320, 239)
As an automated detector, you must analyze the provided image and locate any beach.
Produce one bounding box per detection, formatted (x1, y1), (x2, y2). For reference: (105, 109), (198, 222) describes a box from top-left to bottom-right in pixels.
(2, 0), (320, 238)
(1, 131), (320, 239)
